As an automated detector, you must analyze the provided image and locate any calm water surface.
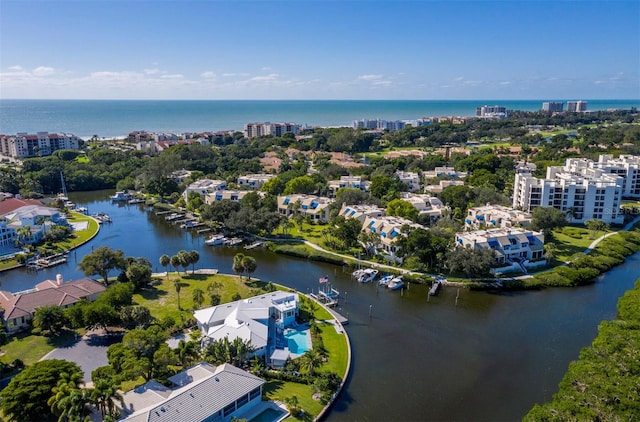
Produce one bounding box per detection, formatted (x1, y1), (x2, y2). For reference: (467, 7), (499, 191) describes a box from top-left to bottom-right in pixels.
(1, 190), (638, 421)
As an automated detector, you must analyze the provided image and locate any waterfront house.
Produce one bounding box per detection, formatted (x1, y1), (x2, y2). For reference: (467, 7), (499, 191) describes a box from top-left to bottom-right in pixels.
(183, 178), (227, 200)
(1, 204), (68, 246)
(277, 194), (333, 223)
(205, 190), (262, 204)
(194, 291), (300, 366)
(465, 204), (532, 230)
(0, 275), (106, 333)
(361, 215), (423, 263)
(455, 228), (545, 273)
(118, 362), (267, 422)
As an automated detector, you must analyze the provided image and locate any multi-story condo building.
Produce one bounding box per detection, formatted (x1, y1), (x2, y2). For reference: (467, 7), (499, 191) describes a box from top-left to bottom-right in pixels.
(423, 166), (468, 180)
(338, 204), (385, 223)
(475, 105), (507, 119)
(277, 194), (333, 223)
(455, 227), (545, 269)
(400, 193), (447, 219)
(424, 180), (465, 195)
(591, 154), (640, 198)
(327, 176), (371, 197)
(243, 122), (301, 138)
(237, 174), (275, 190)
(465, 204), (532, 230)
(183, 179), (227, 200)
(541, 101), (564, 112)
(567, 100), (588, 112)
(0, 132), (79, 159)
(513, 159), (624, 224)
(352, 119), (406, 132)
(394, 171), (421, 192)
(361, 215), (423, 262)
(205, 190), (259, 205)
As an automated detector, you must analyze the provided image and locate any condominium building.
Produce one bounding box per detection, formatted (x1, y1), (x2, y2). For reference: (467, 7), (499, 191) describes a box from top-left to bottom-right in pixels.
(394, 171), (421, 192)
(338, 204), (385, 223)
(237, 174), (275, 190)
(423, 166), (468, 180)
(0, 132), (79, 159)
(513, 159), (624, 224)
(475, 105), (507, 119)
(352, 119), (406, 132)
(277, 194), (333, 223)
(465, 204), (532, 230)
(424, 180), (465, 195)
(183, 179), (227, 200)
(591, 154), (640, 198)
(455, 227), (545, 267)
(400, 192), (447, 219)
(205, 190), (260, 205)
(327, 176), (371, 197)
(542, 101), (564, 112)
(567, 101), (588, 112)
(243, 122), (301, 138)
(361, 215), (422, 261)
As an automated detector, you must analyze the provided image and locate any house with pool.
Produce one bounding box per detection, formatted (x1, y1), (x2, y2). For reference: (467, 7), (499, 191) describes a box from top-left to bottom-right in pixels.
(194, 291), (309, 368)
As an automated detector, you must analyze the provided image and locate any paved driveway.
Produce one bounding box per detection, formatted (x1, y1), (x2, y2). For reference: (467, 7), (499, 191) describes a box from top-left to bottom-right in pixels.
(42, 333), (123, 383)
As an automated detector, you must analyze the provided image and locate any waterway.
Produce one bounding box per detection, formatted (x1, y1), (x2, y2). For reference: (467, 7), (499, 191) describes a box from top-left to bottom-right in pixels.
(1, 190), (638, 421)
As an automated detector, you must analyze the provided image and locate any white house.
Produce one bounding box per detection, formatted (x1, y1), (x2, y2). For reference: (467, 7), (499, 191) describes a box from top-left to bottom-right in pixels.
(394, 171), (421, 192)
(327, 176), (371, 197)
(277, 194), (333, 223)
(2, 205), (68, 245)
(118, 362), (269, 422)
(206, 190), (262, 205)
(400, 193), (447, 220)
(338, 204), (385, 223)
(465, 204), (532, 230)
(183, 179), (227, 200)
(423, 166), (468, 180)
(194, 291), (300, 366)
(361, 215), (422, 262)
(237, 174), (275, 190)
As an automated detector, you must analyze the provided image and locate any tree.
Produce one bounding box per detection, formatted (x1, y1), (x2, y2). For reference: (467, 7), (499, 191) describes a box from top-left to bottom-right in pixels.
(241, 255), (257, 281)
(177, 339), (200, 369)
(189, 250), (200, 274)
(544, 242), (557, 264)
(386, 199), (419, 221)
(233, 253), (246, 280)
(125, 260), (152, 288)
(283, 175), (317, 195)
(177, 250), (191, 274)
(32, 305), (66, 336)
(78, 246), (126, 285)
(91, 378), (124, 420)
(192, 287), (204, 309)
(173, 279), (183, 310)
(47, 371), (90, 422)
(300, 349), (323, 376)
(530, 206), (567, 233)
(159, 254), (170, 278)
(120, 305), (152, 329)
(585, 218), (609, 239)
(170, 254), (182, 275)
(445, 245), (496, 278)
(0, 359), (83, 422)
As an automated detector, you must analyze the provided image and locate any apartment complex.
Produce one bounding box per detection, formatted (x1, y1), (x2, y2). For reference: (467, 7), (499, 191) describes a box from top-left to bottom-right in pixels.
(327, 176), (371, 197)
(465, 204), (532, 230)
(183, 179), (227, 199)
(338, 204), (385, 223)
(277, 194), (333, 223)
(0, 132), (79, 159)
(513, 157), (624, 224)
(394, 171), (421, 192)
(590, 154), (640, 198)
(567, 101), (588, 112)
(205, 190), (258, 205)
(352, 119), (407, 132)
(455, 227), (545, 267)
(475, 105), (507, 119)
(423, 166), (468, 180)
(361, 215), (422, 261)
(400, 192), (447, 219)
(541, 101), (564, 112)
(237, 173), (275, 190)
(243, 122), (301, 138)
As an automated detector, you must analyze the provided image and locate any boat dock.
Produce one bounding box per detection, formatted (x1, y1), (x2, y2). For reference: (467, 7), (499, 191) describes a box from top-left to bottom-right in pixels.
(197, 228), (212, 234)
(326, 307), (349, 325)
(26, 255), (68, 271)
(156, 210), (172, 216)
(244, 241), (263, 250)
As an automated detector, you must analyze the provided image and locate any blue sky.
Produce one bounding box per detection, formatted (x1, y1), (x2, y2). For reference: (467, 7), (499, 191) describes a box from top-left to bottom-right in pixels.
(1, 0), (638, 100)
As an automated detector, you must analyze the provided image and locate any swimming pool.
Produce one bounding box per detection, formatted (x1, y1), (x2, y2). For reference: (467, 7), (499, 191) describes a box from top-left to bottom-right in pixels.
(249, 407), (286, 422)
(284, 329), (310, 354)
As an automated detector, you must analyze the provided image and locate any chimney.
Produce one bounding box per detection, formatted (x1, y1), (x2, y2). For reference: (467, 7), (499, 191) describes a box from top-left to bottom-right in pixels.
(56, 274), (63, 285)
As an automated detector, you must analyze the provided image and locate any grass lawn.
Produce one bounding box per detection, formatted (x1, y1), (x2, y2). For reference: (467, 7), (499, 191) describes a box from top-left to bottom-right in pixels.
(133, 273), (278, 323)
(551, 225), (611, 263)
(0, 330), (76, 366)
(263, 380), (323, 420)
(316, 322), (348, 377)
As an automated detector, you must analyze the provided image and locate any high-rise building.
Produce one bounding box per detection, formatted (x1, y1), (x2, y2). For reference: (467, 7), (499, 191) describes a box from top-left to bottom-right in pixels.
(0, 132), (79, 159)
(542, 101), (564, 112)
(475, 105), (507, 119)
(567, 101), (588, 112)
(243, 122), (301, 138)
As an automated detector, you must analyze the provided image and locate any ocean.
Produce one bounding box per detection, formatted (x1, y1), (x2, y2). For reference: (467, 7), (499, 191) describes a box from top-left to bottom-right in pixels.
(1, 99), (638, 139)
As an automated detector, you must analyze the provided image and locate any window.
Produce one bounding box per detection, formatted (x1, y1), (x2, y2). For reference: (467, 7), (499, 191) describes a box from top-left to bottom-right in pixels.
(223, 403), (236, 417)
(236, 394), (249, 409)
(249, 387), (261, 400)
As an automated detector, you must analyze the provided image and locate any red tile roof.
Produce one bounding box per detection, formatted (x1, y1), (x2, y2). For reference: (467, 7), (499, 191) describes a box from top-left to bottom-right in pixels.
(0, 198), (44, 215)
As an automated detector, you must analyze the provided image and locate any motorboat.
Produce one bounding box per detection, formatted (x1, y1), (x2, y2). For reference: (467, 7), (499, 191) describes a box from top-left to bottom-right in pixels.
(110, 191), (131, 202)
(205, 234), (226, 246)
(388, 276), (404, 290)
(429, 276), (446, 296)
(358, 268), (378, 283)
(352, 268), (367, 279)
(378, 274), (395, 286)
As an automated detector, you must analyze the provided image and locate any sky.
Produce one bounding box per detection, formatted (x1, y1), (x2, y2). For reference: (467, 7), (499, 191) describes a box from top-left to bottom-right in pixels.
(0, 0), (638, 100)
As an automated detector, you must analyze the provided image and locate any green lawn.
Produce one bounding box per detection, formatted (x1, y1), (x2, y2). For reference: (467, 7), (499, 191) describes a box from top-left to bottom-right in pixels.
(133, 273), (278, 322)
(316, 322), (348, 376)
(263, 381), (323, 420)
(551, 226), (612, 263)
(0, 330), (76, 366)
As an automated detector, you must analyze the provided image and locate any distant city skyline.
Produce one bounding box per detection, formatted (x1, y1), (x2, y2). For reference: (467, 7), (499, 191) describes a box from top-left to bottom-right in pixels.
(1, 1), (638, 100)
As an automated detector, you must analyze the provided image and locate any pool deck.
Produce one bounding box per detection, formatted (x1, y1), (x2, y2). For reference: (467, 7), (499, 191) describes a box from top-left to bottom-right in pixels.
(240, 400), (289, 422)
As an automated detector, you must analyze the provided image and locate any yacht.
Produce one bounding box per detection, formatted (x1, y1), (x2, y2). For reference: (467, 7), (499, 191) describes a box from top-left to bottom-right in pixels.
(110, 191), (131, 202)
(205, 234), (226, 246)
(358, 268), (379, 283)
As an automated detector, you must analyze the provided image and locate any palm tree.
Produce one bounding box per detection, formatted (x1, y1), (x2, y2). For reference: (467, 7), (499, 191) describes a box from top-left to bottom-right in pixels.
(48, 371), (88, 421)
(91, 378), (124, 420)
(177, 250), (191, 274)
(192, 287), (204, 309)
(281, 219), (294, 236)
(544, 242), (557, 264)
(15, 225), (32, 247)
(170, 254), (182, 275)
(241, 255), (257, 281)
(565, 207), (577, 223)
(232, 253), (246, 281)
(177, 339), (199, 369)
(33, 305), (65, 336)
(159, 254), (170, 278)
(189, 250), (200, 274)
(173, 278), (182, 310)
(300, 349), (323, 376)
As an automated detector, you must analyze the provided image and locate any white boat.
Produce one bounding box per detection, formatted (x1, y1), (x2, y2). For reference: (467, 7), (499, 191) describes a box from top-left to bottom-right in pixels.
(110, 191), (131, 202)
(388, 276), (404, 290)
(224, 237), (244, 246)
(358, 268), (378, 283)
(352, 268), (367, 279)
(378, 274), (395, 286)
(205, 234), (226, 246)
(429, 276), (446, 296)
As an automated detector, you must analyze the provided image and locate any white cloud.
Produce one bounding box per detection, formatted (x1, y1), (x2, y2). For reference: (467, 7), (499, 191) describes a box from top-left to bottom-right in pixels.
(357, 74), (383, 81)
(261, 66), (272, 71)
(160, 74), (184, 79)
(499, 81), (512, 85)
(201, 71), (217, 79)
(144, 68), (161, 75)
(33, 66), (55, 76)
(248, 73), (279, 82)
(8, 65), (23, 71)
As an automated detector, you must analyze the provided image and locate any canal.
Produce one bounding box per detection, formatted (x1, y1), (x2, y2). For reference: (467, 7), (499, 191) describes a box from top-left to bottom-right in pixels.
(1, 190), (638, 421)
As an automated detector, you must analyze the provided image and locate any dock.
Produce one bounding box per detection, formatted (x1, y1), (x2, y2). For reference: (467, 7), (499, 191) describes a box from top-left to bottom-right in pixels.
(244, 241), (263, 250)
(155, 210), (172, 216)
(26, 255), (68, 271)
(326, 307), (349, 325)
(197, 228), (212, 234)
